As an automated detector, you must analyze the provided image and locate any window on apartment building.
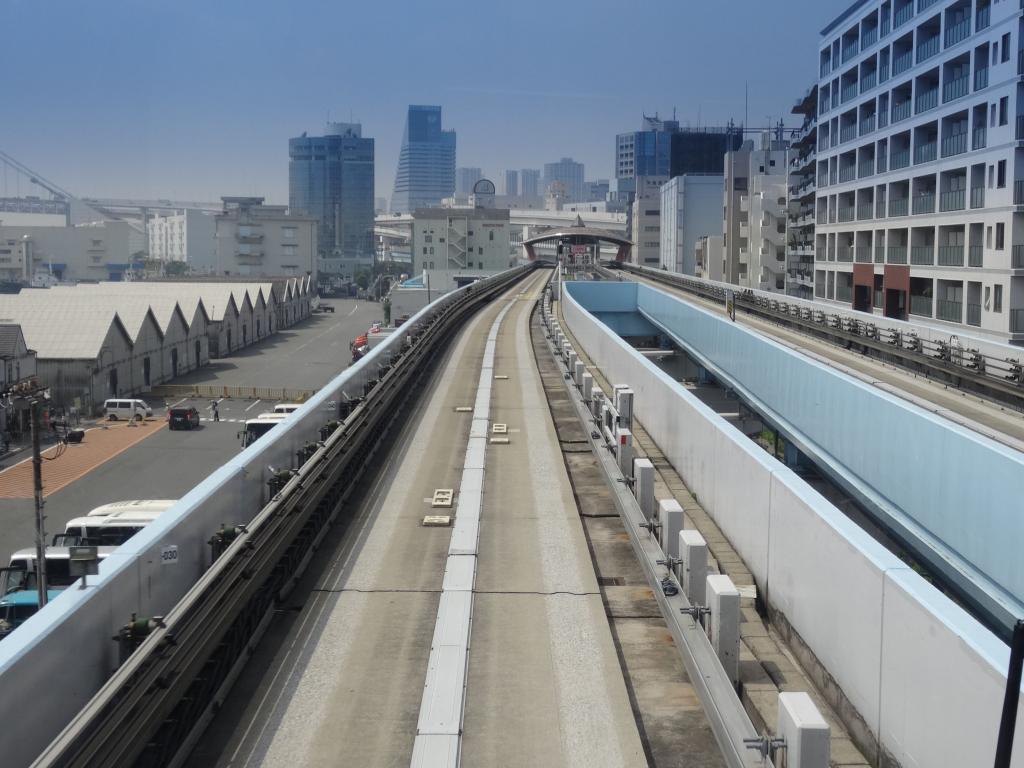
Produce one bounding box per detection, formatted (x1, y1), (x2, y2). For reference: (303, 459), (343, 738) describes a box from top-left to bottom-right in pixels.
(424, 234), (433, 243)
(478, 262), (484, 269)
(998, 160), (1007, 187)
(985, 285), (991, 309)
(996, 222), (1005, 249)
(489, 231), (494, 241)
(429, 261), (435, 269)
(422, 247), (428, 254)
(994, 284), (1003, 312)
(282, 226), (297, 239)
(993, 41), (999, 66)
(429, 246), (434, 254)
(477, 247), (483, 255)
(989, 165), (995, 188)
(987, 226), (993, 248)
(999, 97), (1009, 126)
(991, 104), (998, 128)
(1002, 33), (1011, 63)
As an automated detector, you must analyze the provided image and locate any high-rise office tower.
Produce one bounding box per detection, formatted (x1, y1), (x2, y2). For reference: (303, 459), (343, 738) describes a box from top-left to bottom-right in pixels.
(456, 167), (483, 196)
(543, 158), (585, 202)
(289, 122), (375, 274)
(616, 114), (679, 200)
(504, 170), (519, 197)
(520, 169), (540, 198)
(391, 105), (456, 214)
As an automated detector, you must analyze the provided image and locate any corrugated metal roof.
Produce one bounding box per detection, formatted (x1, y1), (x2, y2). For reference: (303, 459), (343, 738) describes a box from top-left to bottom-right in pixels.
(0, 324), (25, 358)
(0, 297), (131, 359)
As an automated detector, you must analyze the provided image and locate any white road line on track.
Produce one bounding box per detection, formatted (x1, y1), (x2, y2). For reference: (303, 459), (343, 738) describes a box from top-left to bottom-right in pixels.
(245, 399), (262, 412)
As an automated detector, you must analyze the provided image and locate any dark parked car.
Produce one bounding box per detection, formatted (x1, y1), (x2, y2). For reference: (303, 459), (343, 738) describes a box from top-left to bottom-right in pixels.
(168, 406), (200, 430)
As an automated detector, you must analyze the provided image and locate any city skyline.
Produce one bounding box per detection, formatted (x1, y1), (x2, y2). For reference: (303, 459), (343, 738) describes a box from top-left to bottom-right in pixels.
(1, 0), (826, 205)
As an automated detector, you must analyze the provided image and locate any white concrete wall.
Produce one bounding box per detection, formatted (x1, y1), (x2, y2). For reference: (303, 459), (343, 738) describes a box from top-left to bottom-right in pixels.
(561, 283), (1024, 767)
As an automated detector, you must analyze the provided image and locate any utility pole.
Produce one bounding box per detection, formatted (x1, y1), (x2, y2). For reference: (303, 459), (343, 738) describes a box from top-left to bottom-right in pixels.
(30, 396), (48, 608)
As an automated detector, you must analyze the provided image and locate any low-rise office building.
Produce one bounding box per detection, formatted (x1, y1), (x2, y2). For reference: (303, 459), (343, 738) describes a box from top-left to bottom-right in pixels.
(630, 176), (668, 266)
(0, 219), (145, 284)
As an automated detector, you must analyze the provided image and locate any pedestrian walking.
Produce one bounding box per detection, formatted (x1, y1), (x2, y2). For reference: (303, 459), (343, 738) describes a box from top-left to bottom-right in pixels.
(212, 401), (220, 422)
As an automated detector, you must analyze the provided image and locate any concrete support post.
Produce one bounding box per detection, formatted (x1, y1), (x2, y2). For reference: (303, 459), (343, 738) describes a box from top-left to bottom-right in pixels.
(705, 574), (741, 685)
(679, 529), (708, 605)
(616, 427), (634, 478)
(776, 692), (830, 768)
(574, 360), (585, 386)
(633, 458), (655, 520)
(615, 387), (634, 430)
(581, 372), (593, 402)
(567, 350), (577, 374)
(658, 499), (684, 559)
(590, 386), (604, 418)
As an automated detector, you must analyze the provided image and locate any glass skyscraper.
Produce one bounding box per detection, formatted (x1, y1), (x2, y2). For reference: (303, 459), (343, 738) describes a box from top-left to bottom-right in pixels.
(390, 105), (456, 214)
(289, 122), (375, 274)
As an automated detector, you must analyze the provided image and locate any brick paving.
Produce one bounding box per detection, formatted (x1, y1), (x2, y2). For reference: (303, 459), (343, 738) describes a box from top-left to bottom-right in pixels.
(0, 419), (165, 499)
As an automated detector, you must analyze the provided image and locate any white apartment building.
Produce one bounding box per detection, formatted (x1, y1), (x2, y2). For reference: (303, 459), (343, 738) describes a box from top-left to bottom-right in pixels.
(660, 175), (726, 274)
(211, 197), (318, 279)
(788, 85), (818, 299)
(630, 175), (668, 266)
(748, 174), (790, 292)
(695, 234), (725, 281)
(723, 138), (789, 289)
(148, 209), (215, 264)
(411, 206), (512, 293)
(815, 0), (1022, 342)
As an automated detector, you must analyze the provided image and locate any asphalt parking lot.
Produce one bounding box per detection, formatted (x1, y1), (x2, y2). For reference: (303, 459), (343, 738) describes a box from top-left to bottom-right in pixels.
(0, 299), (382, 565)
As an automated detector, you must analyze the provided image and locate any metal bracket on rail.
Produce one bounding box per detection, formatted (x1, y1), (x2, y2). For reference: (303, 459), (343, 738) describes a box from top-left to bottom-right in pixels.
(680, 605), (711, 622)
(743, 736), (786, 762)
(639, 518), (661, 537)
(657, 555), (683, 571)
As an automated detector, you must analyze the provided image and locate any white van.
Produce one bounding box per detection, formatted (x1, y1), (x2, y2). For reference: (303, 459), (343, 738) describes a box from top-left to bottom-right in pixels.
(273, 403), (302, 415)
(104, 399), (153, 420)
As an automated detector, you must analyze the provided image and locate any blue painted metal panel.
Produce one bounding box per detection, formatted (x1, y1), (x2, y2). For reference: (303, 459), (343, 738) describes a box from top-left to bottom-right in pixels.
(565, 281), (1024, 626)
(591, 311), (661, 337)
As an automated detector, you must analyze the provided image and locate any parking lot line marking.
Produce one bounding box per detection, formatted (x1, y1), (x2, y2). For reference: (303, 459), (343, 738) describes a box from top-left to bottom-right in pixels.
(245, 399), (262, 412)
(169, 397), (188, 408)
(347, 305), (358, 316)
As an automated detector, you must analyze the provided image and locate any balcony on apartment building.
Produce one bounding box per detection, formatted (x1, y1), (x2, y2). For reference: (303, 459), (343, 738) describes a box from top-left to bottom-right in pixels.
(910, 294), (933, 317)
(1015, 180), (1024, 206)
(911, 244), (935, 265)
(894, 2), (914, 30)
(837, 245), (854, 262)
(972, 123), (987, 150)
(914, 139), (937, 164)
(890, 195), (910, 217)
(969, 244), (984, 266)
(974, 65), (989, 91)
(967, 302), (982, 326)
(1012, 244), (1024, 268)
(939, 187), (966, 212)
(838, 205), (856, 223)
(1013, 309), (1024, 333)
(913, 191), (935, 214)
(888, 245), (909, 263)
(916, 34), (940, 65)
(942, 72), (969, 104)
(943, 17), (970, 49)
(936, 298), (963, 323)
(855, 245), (873, 262)
(938, 244), (965, 266)
(940, 131), (967, 158)
(915, 84), (939, 114)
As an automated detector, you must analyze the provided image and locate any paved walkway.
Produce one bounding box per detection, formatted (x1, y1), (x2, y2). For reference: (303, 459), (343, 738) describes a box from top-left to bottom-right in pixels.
(0, 419), (165, 499)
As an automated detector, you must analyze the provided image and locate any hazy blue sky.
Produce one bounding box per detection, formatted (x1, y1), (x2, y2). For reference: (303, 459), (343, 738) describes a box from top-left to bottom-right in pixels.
(2, 0), (839, 204)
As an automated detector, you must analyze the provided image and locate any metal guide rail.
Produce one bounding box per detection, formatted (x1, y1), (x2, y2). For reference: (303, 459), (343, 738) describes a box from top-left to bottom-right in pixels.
(32, 266), (536, 768)
(607, 262), (1024, 410)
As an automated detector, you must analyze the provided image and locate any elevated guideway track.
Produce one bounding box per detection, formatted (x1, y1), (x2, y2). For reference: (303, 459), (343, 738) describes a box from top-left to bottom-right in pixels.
(30, 267), (536, 768)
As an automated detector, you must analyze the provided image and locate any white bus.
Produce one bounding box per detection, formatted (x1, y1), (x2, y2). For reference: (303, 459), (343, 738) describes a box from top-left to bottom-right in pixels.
(62, 500), (178, 546)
